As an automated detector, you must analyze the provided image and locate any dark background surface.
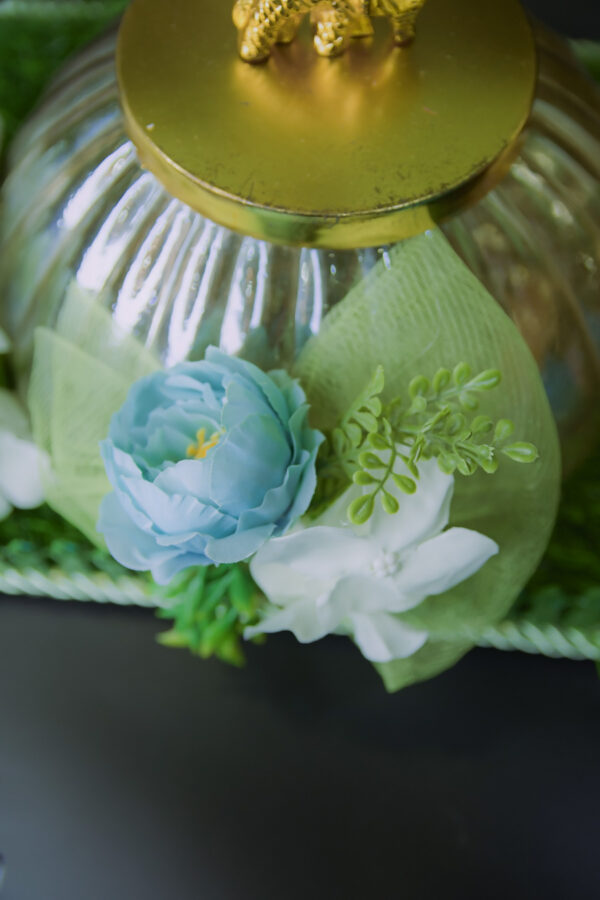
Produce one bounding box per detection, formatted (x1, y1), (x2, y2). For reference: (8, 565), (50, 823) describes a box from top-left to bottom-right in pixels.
(1, 1), (600, 899)
(526, 0), (600, 36)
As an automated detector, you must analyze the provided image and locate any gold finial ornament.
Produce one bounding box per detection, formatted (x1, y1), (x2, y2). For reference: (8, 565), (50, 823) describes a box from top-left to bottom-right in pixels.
(234, 0), (428, 62)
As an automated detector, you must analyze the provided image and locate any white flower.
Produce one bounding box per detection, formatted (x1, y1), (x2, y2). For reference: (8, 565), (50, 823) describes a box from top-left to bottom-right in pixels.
(0, 388), (47, 520)
(246, 458), (499, 663)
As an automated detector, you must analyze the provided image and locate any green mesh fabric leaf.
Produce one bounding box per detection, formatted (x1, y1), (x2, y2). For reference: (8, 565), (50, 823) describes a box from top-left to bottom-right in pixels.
(28, 283), (160, 544)
(294, 230), (561, 691)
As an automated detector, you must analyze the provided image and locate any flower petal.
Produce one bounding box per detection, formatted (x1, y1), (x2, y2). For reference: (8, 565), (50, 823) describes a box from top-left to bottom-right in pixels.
(155, 457), (213, 502)
(0, 431), (47, 509)
(392, 526), (499, 608)
(245, 595), (339, 644)
(315, 457), (453, 555)
(326, 572), (400, 616)
(209, 414), (290, 513)
(206, 347), (291, 425)
(250, 526), (373, 604)
(204, 523), (275, 564)
(367, 456), (455, 552)
(346, 612), (428, 663)
(97, 492), (202, 576)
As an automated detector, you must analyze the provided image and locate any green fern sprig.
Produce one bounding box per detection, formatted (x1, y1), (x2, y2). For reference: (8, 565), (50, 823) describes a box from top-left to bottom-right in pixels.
(315, 363), (540, 526)
(388, 363), (539, 479)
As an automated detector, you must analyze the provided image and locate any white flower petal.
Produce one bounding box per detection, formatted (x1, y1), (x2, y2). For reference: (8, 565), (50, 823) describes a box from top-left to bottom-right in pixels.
(247, 463), (497, 670)
(392, 526), (499, 608)
(347, 612), (428, 663)
(245, 595), (339, 644)
(327, 572), (400, 616)
(250, 526), (373, 605)
(368, 456), (454, 553)
(0, 431), (47, 509)
(315, 457), (454, 557)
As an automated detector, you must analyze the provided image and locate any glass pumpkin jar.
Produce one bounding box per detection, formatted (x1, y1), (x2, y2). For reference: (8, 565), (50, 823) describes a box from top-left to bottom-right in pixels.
(1, 0), (600, 472)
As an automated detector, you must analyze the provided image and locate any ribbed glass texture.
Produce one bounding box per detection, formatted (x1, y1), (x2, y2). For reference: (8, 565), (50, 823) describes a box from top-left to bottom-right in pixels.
(1, 26), (600, 464)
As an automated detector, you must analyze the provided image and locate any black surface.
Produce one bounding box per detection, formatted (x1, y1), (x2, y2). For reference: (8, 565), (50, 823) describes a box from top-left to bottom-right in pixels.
(526, 0), (600, 37)
(2, 2), (600, 899)
(1, 596), (600, 900)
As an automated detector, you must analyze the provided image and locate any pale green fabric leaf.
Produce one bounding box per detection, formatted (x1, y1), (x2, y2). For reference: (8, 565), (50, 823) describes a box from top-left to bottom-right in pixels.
(294, 229), (561, 691)
(375, 639), (473, 692)
(28, 283), (160, 543)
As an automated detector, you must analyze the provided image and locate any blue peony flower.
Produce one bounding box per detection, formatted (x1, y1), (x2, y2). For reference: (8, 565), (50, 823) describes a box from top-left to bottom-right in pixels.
(97, 348), (323, 584)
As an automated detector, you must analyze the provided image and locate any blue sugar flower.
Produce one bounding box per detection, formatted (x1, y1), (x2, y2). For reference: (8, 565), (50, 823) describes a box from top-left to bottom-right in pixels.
(97, 348), (323, 584)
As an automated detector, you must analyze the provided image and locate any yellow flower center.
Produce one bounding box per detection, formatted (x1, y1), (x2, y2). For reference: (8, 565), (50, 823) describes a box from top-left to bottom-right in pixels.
(186, 427), (221, 460)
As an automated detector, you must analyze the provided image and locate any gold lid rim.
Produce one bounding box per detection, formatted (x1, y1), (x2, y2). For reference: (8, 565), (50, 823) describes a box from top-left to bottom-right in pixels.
(124, 102), (526, 248)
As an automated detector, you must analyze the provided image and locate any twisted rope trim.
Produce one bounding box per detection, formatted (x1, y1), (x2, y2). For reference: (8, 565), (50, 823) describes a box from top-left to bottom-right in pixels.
(466, 621), (600, 661)
(0, 566), (154, 607)
(2, 564), (599, 659)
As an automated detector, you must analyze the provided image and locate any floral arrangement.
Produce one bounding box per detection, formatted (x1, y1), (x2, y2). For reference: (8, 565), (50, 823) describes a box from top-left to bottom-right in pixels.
(1, 0), (599, 693)
(17, 228), (562, 691)
(93, 347), (537, 684)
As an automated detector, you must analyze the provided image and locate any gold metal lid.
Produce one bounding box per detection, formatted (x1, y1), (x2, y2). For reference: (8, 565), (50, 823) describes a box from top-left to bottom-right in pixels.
(117, 0), (537, 249)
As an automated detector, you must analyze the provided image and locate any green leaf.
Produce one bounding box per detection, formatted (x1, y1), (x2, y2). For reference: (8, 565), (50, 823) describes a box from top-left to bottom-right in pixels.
(369, 365), (385, 396)
(456, 456), (478, 476)
(471, 415), (493, 435)
(402, 457), (420, 479)
(359, 451), (385, 470)
(437, 455), (458, 475)
(365, 396), (383, 417)
(445, 412), (466, 436)
(409, 395), (428, 414)
(458, 391), (479, 411)
(409, 375), (429, 398)
(353, 470), (377, 486)
(368, 432), (390, 451)
(432, 368), (451, 392)
(154, 563), (262, 666)
(381, 491), (400, 515)
(494, 419), (514, 442)
(353, 410), (379, 433)
(453, 362), (472, 387)
(392, 473), (417, 494)
(346, 422), (363, 447)
(348, 493), (375, 525)
(332, 428), (348, 457)
(469, 369), (502, 391)
(501, 442), (540, 464)
(229, 569), (254, 615)
(157, 629), (193, 649)
(475, 447), (499, 475)
(423, 407), (451, 431)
